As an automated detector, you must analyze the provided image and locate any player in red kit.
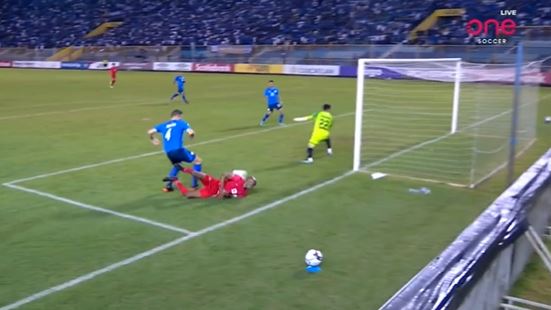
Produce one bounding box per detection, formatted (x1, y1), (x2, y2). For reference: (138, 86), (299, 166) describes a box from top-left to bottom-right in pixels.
(109, 63), (118, 88)
(169, 167), (256, 199)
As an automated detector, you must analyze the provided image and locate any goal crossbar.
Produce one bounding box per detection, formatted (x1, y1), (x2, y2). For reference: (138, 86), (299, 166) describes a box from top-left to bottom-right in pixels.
(356, 58), (461, 63)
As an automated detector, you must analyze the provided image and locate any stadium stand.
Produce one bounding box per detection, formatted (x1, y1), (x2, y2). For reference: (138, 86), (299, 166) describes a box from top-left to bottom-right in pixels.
(413, 1), (551, 45)
(0, 0), (549, 48)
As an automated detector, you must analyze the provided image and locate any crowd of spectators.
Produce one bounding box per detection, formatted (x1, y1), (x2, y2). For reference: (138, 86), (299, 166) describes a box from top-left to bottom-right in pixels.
(0, 0), (549, 48)
(414, 0), (550, 45)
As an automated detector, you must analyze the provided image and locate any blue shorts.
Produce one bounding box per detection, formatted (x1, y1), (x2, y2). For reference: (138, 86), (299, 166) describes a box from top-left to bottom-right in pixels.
(166, 148), (196, 164)
(267, 103), (283, 112)
(177, 87), (184, 93)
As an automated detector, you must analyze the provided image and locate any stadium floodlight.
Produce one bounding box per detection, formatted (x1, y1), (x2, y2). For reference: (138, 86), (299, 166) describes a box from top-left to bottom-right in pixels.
(353, 58), (538, 187)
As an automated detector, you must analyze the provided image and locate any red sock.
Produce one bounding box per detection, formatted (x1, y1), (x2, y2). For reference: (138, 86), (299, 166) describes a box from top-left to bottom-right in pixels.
(174, 180), (188, 195)
(181, 167), (193, 174)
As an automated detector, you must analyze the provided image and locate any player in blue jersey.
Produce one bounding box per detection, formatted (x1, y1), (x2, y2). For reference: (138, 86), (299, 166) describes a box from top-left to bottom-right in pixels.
(148, 109), (202, 192)
(259, 80), (284, 126)
(170, 75), (189, 104)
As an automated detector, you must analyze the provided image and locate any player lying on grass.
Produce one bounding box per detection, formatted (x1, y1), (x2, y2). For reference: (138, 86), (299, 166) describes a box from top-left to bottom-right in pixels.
(148, 109), (203, 192)
(293, 103), (334, 164)
(167, 167), (257, 199)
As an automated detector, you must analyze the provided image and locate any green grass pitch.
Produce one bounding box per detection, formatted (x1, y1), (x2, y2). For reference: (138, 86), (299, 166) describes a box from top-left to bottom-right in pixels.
(0, 69), (550, 309)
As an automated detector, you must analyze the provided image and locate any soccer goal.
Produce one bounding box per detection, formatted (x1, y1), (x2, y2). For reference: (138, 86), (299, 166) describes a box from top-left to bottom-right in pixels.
(353, 58), (539, 187)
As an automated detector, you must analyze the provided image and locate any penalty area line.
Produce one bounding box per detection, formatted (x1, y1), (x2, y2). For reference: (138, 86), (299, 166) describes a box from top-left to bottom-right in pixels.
(5, 111), (356, 185)
(3, 183), (193, 235)
(0, 170), (354, 310)
(0, 99), (170, 121)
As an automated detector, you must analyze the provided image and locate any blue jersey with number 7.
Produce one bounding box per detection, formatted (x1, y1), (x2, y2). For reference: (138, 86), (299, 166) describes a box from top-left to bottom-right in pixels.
(154, 119), (191, 153)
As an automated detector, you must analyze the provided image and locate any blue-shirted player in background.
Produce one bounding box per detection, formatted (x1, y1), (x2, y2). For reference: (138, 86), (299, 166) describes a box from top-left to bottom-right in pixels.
(170, 74), (189, 104)
(259, 80), (284, 126)
(148, 109), (202, 192)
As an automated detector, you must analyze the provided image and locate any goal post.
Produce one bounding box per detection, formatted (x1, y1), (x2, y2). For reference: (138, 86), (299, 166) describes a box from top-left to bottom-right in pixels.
(352, 59), (366, 172)
(353, 58), (462, 170)
(451, 60), (462, 134)
(352, 57), (538, 187)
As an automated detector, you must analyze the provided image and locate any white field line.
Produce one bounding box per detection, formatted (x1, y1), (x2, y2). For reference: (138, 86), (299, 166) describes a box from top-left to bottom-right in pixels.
(471, 138), (536, 188)
(2, 89), (545, 309)
(0, 111), (355, 255)
(3, 183), (193, 235)
(2, 98), (139, 111)
(0, 100), (169, 121)
(2, 93), (541, 307)
(0, 171), (354, 310)
(4, 111), (356, 185)
(0, 82), (326, 121)
(363, 102), (530, 170)
(4, 151), (163, 185)
(377, 95), (551, 310)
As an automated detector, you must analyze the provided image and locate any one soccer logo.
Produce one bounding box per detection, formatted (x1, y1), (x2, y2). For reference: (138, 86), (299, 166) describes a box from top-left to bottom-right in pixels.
(465, 10), (517, 45)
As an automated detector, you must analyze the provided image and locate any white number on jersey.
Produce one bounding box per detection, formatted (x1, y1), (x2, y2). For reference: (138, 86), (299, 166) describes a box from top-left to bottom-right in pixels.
(164, 128), (173, 141)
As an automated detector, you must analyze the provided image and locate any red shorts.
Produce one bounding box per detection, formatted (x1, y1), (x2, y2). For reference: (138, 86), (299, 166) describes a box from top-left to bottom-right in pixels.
(199, 175), (220, 198)
(111, 75), (116, 80)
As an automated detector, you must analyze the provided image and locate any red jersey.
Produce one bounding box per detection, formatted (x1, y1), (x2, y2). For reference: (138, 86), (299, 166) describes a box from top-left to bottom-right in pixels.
(198, 175), (220, 198)
(223, 175), (247, 198)
(109, 67), (118, 77)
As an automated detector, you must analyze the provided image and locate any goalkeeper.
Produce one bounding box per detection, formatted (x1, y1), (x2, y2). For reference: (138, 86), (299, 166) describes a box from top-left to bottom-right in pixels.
(293, 103), (333, 164)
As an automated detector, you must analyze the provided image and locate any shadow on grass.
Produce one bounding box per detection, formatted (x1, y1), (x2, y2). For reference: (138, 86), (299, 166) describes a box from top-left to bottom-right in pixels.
(115, 193), (227, 213)
(254, 161), (302, 173)
(219, 124), (263, 132)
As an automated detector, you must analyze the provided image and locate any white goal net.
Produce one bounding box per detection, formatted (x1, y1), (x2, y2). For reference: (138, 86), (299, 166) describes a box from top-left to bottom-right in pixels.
(353, 58), (539, 187)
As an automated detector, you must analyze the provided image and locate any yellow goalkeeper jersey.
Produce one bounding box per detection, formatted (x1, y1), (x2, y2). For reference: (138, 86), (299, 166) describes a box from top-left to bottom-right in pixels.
(310, 111), (333, 132)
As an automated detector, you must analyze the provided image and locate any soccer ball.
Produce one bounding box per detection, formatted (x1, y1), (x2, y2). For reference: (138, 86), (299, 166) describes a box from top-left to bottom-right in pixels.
(545, 116), (551, 124)
(305, 249), (323, 266)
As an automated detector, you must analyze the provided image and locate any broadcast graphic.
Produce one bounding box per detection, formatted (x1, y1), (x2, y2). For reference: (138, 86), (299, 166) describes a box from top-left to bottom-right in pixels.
(0, 1), (549, 310)
(466, 9), (518, 44)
